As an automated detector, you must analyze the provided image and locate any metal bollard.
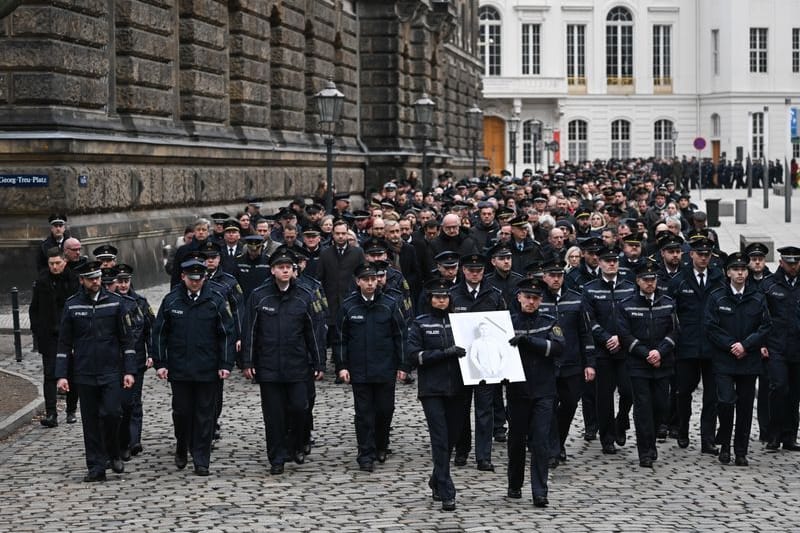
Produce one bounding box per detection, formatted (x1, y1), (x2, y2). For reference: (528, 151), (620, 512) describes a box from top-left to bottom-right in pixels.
(735, 199), (747, 224)
(11, 287), (22, 362)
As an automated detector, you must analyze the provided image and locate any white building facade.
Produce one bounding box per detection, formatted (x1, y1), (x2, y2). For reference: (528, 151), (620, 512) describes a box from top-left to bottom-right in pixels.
(478, 0), (800, 174)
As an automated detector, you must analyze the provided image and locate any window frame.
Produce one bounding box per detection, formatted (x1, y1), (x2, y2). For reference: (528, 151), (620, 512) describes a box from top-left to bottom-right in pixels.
(653, 24), (672, 86)
(479, 6), (502, 77)
(567, 24), (586, 86)
(749, 27), (768, 74)
(568, 119), (588, 162)
(606, 7), (634, 86)
(611, 119), (631, 159)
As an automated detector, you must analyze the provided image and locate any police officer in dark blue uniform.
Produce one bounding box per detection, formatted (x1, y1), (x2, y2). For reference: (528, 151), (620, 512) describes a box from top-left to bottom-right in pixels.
(744, 241), (772, 440)
(235, 234), (271, 299)
(618, 260), (679, 467)
(705, 252), (771, 465)
(56, 260), (137, 482)
(241, 248), (325, 475)
(582, 246), (636, 454)
(152, 260), (237, 476)
(538, 257), (596, 466)
(507, 277), (564, 508)
(761, 246), (800, 451)
(407, 278), (467, 512)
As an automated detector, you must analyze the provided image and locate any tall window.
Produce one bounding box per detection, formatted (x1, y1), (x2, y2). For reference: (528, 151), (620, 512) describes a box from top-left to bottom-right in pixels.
(653, 25), (671, 85)
(749, 28), (768, 73)
(606, 7), (633, 85)
(521, 24), (541, 75)
(611, 119), (631, 159)
(752, 112), (765, 159)
(793, 28), (799, 73)
(479, 6), (501, 76)
(711, 114), (721, 138)
(654, 120), (675, 159)
(567, 25), (586, 85)
(568, 120), (588, 162)
(522, 120), (542, 166)
(712, 29), (719, 75)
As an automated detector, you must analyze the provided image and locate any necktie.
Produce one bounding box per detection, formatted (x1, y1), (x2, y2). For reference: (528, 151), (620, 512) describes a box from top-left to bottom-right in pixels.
(339, 247), (344, 257)
(190, 292), (198, 301)
(229, 247), (235, 256)
(698, 272), (705, 288)
(470, 288), (478, 300)
(518, 242), (524, 251)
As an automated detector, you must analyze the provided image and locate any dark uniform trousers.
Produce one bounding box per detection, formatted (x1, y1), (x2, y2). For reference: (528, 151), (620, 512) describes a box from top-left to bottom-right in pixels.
(120, 369), (146, 450)
(581, 380), (598, 435)
(595, 358), (633, 447)
(676, 358), (717, 445)
(302, 373), (317, 451)
(716, 373), (757, 457)
(260, 381), (308, 466)
(352, 382), (396, 466)
(507, 395), (554, 498)
(549, 373), (584, 457)
(78, 381), (123, 474)
(767, 359), (800, 444)
(171, 381), (217, 469)
(421, 395), (465, 501)
(630, 376), (669, 460)
(455, 384), (495, 462)
(757, 366), (770, 441)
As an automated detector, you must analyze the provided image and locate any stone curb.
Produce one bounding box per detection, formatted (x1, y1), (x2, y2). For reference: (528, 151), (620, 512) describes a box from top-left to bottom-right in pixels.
(0, 367), (43, 440)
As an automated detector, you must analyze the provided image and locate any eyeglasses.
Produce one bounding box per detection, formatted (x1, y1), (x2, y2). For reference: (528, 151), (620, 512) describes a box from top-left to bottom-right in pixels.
(66, 247), (81, 251)
(443, 225), (460, 230)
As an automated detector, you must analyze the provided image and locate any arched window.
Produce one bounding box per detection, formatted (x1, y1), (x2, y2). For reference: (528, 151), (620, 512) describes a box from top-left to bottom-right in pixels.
(611, 119), (631, 159)
(654, 119), (675, 158)
(711, 114), (721, 138)
(751, 112), (764, 159)
(522, 120), (542, 167)
(606, 7), (633, 86)
(568, 120), (588, 162)
(479, 6), (501, 76)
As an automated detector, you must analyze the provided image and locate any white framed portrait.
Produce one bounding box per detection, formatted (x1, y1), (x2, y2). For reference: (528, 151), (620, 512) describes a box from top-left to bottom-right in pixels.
(448, 310), (526, 385)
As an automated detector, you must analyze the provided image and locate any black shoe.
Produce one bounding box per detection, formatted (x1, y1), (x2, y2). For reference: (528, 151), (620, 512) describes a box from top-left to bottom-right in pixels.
(547, 457), (559, 469)
(677, 437), (690, 449)
(40, 413), (58, 428)
(402, 375), (416, 385)
(83, 471), (106, 483)
(558, 449), (567, 462)
(120, 448), (132, 462)
(583, 430), (597, 441)
(735, 455), (749, 466)
(454, 454), (467, 466)
(334, 376), (344, 384)
(129, 443), (143, 456)
(639, 457), (654, 468)
(476, 460), (495, 472)
(601, 444), (617, 455)
(494, 432), (507, 443)
(668, 428), (679, 439)
(429, 477), (441, 501)
(533, 495), (549, 508)
(507, 488), (522, 499)
(194, 465), (210, 476)
(376, 450), (387, 463)
(765, 439), (780, 451)
(656, 427), (668, 440)
(359, 462), (374, 472)
(718, 448), (731, 464)
(213, 429), (221, 441)
(615, 432), (627, 447)
(293, 451), (305, 465)
(441, 499), (456, 512)
(110, 458), (125, 474)
(66, 412), (77, 424)
(270, 463), (284, 475)
(303, 443), (312, 455)
(175, 451), (188, 470)
(701, 444), (719, 456)
(782, 441), (800, 451)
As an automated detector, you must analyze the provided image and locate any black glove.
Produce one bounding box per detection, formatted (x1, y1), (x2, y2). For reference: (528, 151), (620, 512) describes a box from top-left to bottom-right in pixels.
(509, 334), (525, 347)
(443, 345), (467, 358)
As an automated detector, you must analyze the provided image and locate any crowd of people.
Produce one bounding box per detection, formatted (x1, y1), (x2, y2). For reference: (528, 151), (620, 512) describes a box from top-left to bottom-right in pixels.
(28, 157), (800, 511)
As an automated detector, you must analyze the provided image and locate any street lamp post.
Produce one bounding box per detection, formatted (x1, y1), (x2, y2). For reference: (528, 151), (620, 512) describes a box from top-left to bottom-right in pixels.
(414, 93), (435, 190)
(508, 115), (520, 178)
(314, 78), (344, 215)
(543, 125), (553, 171)
(467, 105), (483, 179)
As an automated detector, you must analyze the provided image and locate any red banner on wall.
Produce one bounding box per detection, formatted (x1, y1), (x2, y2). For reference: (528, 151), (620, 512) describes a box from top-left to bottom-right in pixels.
(553, 130), (560, 164)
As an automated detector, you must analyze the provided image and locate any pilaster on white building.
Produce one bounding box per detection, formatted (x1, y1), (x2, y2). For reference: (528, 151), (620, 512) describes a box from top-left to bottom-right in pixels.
(478, 0), (800, 175)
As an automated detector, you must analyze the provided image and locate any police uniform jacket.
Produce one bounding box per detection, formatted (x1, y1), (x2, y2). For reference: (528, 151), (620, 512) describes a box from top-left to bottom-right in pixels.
(36, 230), (71, 273)
(207, 269), (244, 337)
(152, 283), (236, 382)
(235, 252), (271, 299)
(449, 282), (506, 314)
(485, 269), (523, 305)
(508, 311), (563, 399)
(540, 288), (596, 377)
(667, 266), (724, 359)
(705, 284), (771, 375)
(617, 291), (678, 378)
(510, 237), (544, 275)
(582, 276), (636, 360)
(618, 255), (643, 283)
(565, 260), (598, 292)
(29, 268), (79, 354)
(126, 289), (155, 371)
(55, 287), (137, 385)
(242, 279), (325, 382)
(759, 267), (800, 361)
(335, 291), (408, 383)
(407, 309), (464, 398)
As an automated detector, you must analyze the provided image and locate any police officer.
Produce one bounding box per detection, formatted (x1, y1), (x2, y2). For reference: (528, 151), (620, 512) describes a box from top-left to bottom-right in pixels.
(152, 260), (236, 476)
(407, 278), (467, 512)
(235, 234), (271, 299)
(668, 237), (724, 453)
(507, 277), (564, 508)
(56, 260), (136, 482)
(761, 246), (800, 451)
(744, 241), (772, 441)
(36, 213), (71, 273)
(582, 246), (636, 454)
(114, 264), (155, 459)
(618, 260), (679, 467)
(417, 251), (461, 312)
(451, 253), (507, 472)
(335, 263), (408, 472)
(705, 252), (771, 465)
(538, 257), (596, 466)
(241, 248), (325, 475)
(93, 244), (118, 269)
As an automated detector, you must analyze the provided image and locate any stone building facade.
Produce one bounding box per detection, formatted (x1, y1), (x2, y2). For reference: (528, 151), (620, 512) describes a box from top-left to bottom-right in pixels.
(0, 0), (483, 293)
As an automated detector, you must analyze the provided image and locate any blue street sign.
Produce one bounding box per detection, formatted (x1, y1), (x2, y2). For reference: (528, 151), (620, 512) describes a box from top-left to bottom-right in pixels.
(0, 175), (49, 187)
(791, 107), (799, 143)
